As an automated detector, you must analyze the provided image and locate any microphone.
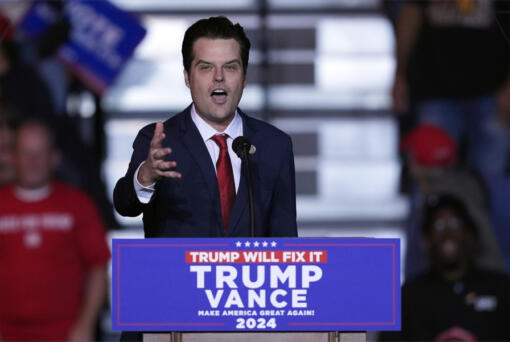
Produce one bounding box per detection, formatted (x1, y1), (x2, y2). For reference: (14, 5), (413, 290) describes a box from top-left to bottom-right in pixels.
(232, 136), (256, 237)
(233, 136), (255, 158)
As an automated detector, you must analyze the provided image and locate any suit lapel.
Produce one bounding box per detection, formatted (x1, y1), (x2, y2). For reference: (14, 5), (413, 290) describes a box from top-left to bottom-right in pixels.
(179, 109), (220, 209)
(227, 111), (260, 236)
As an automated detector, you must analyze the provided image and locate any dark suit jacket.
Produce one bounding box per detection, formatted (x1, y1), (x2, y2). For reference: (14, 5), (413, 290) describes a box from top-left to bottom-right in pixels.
(113, 105), (297, 238)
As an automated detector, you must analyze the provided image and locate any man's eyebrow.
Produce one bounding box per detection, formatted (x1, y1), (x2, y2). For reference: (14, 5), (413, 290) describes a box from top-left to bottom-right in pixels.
(195, 60), (212, 66)
(194, 59), (241, 66)
(224, 59), (241, 65)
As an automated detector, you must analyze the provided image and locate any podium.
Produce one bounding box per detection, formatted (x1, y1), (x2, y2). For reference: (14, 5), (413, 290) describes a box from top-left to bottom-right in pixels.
(113, 238), (400, 340)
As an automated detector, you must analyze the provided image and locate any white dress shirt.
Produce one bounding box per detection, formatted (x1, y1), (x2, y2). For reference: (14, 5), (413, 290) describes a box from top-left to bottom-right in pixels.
(134, 105), (243, 203)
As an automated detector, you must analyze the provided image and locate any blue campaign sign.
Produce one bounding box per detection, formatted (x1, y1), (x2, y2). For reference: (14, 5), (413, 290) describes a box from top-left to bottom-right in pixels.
(17, 1), (59, 37)
(19, 0), (146, 93)
(112, 238), (400, 332)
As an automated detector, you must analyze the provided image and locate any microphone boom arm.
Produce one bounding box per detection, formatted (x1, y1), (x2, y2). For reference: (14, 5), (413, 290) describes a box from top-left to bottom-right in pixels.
(233, 137), (256, 237)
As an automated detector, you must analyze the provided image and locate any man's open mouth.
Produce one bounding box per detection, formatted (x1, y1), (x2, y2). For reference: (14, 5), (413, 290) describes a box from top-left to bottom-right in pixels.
(211, 89), (227, 96)
(211, 89), (228, 103)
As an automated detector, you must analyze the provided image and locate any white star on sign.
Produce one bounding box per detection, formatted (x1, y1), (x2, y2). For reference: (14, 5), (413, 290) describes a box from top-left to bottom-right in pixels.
(271, 241), (277, 247)
(253, 241), (260, 247)
(244, 241), (251, 247)
(236, 241), (242, 247)
(262, 241), (268, 247)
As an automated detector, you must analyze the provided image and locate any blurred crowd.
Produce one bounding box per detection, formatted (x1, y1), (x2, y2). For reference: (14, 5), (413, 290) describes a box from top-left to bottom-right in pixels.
(0, 4), (114, 342)
(0, 0), (509, 341)
(382, 0), (510, 341)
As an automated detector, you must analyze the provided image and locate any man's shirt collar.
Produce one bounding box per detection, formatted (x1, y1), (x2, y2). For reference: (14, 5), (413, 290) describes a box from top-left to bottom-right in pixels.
(190, 104), (243, 141)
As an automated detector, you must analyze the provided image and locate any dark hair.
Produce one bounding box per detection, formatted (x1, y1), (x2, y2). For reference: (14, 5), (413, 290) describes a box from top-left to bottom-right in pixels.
(421, 194), (477, 237)
(181, 16), (251, 74)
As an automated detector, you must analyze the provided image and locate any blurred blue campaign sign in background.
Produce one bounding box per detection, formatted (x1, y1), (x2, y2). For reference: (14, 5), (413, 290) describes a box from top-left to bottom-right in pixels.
(19, 0), (146, 93)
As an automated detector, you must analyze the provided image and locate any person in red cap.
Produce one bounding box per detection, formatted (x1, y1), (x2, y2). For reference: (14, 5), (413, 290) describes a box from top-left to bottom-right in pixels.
(400, 124), (504, 279)
(401, 124), (457, 169)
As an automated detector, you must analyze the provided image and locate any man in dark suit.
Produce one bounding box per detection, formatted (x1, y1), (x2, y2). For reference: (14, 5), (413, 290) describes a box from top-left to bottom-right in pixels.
(114, 16), (297, 239)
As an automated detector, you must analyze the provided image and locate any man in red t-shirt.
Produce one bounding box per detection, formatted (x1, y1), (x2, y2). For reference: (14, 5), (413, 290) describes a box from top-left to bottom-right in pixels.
(0, 121), (111, 341)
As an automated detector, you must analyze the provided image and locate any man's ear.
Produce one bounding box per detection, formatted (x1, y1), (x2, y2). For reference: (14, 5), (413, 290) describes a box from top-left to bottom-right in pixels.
(184, 69), (190, 88)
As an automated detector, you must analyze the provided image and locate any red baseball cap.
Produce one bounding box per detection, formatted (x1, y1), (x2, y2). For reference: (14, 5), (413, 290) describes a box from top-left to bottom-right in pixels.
(401, 124), (457, 167)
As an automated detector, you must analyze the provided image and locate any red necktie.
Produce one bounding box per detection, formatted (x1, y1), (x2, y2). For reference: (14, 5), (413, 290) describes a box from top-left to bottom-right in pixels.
(212, 134), (236, 231)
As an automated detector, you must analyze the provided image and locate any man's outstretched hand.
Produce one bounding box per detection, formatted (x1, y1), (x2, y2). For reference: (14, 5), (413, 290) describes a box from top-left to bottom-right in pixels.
(137, 121), (182, 186)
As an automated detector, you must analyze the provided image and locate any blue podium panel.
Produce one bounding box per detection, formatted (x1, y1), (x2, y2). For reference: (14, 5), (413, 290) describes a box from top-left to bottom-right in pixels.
(112, 238), (400, 332)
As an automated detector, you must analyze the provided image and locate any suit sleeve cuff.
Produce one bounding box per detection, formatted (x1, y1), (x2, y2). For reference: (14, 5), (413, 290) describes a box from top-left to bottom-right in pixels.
(134, 161), (155, 204)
